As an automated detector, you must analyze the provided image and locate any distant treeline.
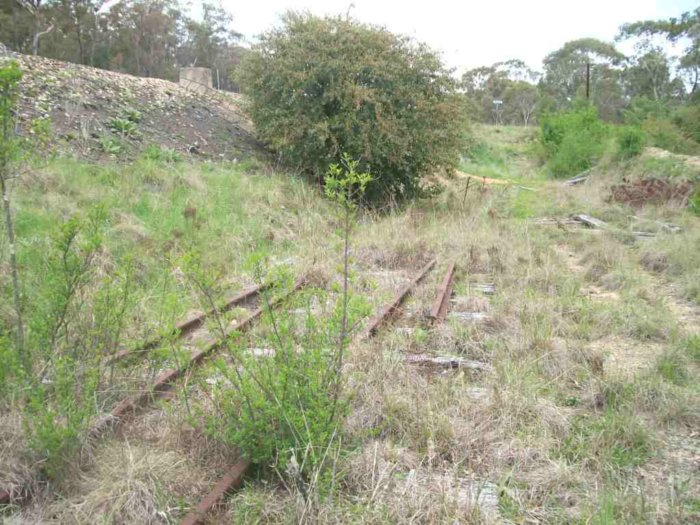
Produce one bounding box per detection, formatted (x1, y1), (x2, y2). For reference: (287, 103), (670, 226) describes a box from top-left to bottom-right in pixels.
(0, 0), (245, 90)
(1, 2), (698, 130)
(462, 8), (699, 126)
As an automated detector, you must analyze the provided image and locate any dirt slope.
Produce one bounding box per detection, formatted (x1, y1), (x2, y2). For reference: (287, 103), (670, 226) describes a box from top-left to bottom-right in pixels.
(7, 51), (260, 160)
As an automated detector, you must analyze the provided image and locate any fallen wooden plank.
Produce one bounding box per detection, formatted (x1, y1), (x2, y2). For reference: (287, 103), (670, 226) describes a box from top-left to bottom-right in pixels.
(470, 283), (496, 295)
(454, 171), (537, 192)
(429, 263), (456, 323)
(633, 231), (656, 240)
(455, 171), (510, 185)
(447, 311), (489, 323)
(563, 171), (590, 186)
(657, 220), (682, 234)
(531, 217), (580, 226)
(571, 214), (608, 229)
(405, 354), (492, 371)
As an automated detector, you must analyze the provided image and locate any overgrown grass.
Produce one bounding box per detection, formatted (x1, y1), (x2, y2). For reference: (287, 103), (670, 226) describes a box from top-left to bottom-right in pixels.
(0, 154), (336, 485)
(3, 124), (698, 524)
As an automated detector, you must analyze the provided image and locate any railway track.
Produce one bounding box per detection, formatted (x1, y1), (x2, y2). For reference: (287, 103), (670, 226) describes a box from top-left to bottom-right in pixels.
(0, 277), (304, 507)
(103, 278), (305, 429)
(2, 260), (467, 519)
(180, 258), (441, 525)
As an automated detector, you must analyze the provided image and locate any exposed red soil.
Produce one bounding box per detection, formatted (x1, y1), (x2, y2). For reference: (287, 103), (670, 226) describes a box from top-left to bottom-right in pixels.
(610, 178), (696, 207)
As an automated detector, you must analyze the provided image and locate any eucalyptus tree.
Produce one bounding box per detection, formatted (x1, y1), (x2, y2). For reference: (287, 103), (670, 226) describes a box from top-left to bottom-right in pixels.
(462, 59), (540, 124)
(619, 7), (699, 94)
(541, 38), (626, 119)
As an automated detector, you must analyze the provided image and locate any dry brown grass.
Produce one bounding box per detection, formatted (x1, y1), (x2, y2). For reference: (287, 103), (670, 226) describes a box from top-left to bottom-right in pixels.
(0, 412), (33, 502)
(46, 442), (208, 524)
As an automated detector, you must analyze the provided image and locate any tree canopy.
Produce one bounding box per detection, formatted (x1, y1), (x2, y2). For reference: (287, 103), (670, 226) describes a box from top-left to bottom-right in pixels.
(0, 0), (245, 88)
(619, 7), (700, 93)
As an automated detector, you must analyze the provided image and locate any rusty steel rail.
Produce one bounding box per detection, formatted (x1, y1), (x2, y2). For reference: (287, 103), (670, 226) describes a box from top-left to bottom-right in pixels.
(180, 459), (252, 525)
(108, 283), (266, 365)
(178, 260), (437, 525)
(0, 280), (302, 508)
(106, 278), (305, 425)
(428, 262), (456, 323)
(356, 258), (437, 341)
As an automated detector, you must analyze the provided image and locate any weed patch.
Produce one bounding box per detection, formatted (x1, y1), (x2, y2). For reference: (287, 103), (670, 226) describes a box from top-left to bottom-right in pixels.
(540, 106), (610, 177)
(559, 410), (654, 474)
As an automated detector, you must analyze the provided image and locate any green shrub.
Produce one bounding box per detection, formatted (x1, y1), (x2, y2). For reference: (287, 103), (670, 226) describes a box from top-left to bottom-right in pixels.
(142, 144), (182, 163)
(99, 137), (124, 155)
(671, 103), (700, 144)
(237, 12), (469, 205)
(616, 126), (645, 159)
(641, 118), (699, 155)
(540, 106), (609, 177)
(623, 96), (670, 126)
(200, 159), (371, 485)
(109, 117), (138, 138)
(15, 208), (134, 478)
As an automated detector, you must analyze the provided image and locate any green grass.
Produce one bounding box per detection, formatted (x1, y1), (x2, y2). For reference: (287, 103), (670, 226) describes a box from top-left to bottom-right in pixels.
(3, 156), (332, 341)
(656, 350), (690, 385)
(3, 124), (699, 524)
(559, 410), (654, 473)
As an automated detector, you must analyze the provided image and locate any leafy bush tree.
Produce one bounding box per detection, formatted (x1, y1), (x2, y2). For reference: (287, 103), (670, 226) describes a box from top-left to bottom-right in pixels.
(623, 97), (699, 155)
(641, 117), (700, 155)
(237, 12), (469, 205)
(200, 158), (371, 487)
(0, 60), (25, 368)
(671, 103), (700, 144)
(623, 96), (671, 126)
(616, 126), (645, 159)
(540, 105), (610, 177)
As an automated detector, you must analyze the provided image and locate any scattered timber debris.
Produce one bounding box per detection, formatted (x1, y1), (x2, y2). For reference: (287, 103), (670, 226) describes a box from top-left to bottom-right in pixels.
(447, 311), (489, 323)
(656, 220), (683, 234)
(470, 283), (496, 295)
(571, 214), (608, 229)
(531, 217), (581, 227)
(629, 218), (683, 240)
(563, 171), (591, 186)
(405, 354), (492, 371)
(633, 231), (656, 240)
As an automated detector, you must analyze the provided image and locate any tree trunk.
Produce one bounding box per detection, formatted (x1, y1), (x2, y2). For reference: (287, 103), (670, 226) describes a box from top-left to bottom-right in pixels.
(31, 23), (54, 56)
(0, 170), (25, 368)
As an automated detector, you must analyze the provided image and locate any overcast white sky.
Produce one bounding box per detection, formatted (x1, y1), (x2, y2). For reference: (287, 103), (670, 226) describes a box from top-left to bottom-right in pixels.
(219, 0), (697, 72)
